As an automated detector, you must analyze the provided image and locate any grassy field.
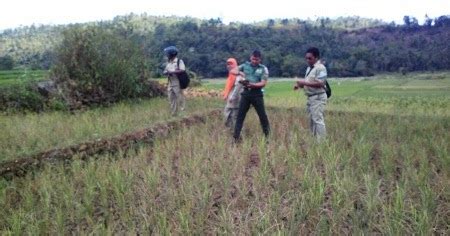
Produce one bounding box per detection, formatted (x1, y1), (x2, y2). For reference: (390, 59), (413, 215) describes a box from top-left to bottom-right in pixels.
(0, 70), (48, 86)
(205, 71), (450, 116)
(0, 98), (221, 161)
(0, 72), (449, 234)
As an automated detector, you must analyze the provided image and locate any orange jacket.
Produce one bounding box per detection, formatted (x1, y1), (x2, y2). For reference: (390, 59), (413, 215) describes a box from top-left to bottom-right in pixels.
(223, 58), (238, 99)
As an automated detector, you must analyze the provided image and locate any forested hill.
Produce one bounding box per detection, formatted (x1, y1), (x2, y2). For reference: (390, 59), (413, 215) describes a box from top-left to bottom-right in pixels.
(0, 14), (449, 77)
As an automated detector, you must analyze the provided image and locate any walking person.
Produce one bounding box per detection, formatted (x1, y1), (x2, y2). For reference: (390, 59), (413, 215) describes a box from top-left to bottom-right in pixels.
(223, 58), (245, 131)
(294, 47), (328, 140)
(233, 50), (270, 142)
(163, 46), (186, 116)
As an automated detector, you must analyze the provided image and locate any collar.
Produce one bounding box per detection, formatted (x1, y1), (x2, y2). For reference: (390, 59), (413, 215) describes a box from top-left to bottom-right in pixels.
(247, 61), (261, 68)
(308, 60), (321, 69)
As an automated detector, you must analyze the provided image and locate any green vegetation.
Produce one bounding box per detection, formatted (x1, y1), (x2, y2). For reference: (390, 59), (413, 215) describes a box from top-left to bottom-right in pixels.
(0, 70), (47, 86)
(50, 25), (156, 107)
(0, 70), (51, 112)
(1, 15), (448, 112)
(0, 73), (449, 234)
(0, 56), (14, 70)
(1, 15), (449, 77)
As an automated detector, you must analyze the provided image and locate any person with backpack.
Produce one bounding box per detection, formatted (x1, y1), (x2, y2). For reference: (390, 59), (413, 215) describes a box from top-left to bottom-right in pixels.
(233, 50), (270, 143)
(223, 58), (245, 131)
(163, 46), (187, 116)
(294, 47), (329, 140)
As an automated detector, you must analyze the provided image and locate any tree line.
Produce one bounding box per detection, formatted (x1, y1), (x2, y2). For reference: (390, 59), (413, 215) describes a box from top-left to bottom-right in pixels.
(1, 14), (449, 77)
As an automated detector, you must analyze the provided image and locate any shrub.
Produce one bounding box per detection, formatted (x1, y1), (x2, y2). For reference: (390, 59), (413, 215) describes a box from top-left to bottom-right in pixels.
(0, 55), (14, 70)
(50, 26), (158, 108)
(0, 81), (45, 112)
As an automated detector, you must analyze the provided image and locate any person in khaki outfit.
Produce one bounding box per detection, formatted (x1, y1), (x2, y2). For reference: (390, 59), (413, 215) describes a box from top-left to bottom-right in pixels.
(294, 47), (328, 140)
(163, 46), (186, 116)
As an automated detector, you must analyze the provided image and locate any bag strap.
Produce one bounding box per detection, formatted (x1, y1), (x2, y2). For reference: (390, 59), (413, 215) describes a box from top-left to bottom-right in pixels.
(306, 65), (328, 90)
(305, 65), (314, 77)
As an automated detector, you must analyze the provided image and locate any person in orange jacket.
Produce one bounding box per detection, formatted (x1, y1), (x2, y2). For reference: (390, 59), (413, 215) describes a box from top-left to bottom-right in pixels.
(223, 58), (244, 130)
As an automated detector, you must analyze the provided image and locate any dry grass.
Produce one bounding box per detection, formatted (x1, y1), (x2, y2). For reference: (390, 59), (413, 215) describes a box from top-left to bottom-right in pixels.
(0, 73), (449, 234)
(0, 97), (221, 161)
(0, 108), (448, 234)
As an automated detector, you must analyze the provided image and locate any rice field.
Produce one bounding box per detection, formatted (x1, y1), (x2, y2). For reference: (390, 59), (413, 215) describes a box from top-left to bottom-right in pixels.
(0, 72), (449, 234)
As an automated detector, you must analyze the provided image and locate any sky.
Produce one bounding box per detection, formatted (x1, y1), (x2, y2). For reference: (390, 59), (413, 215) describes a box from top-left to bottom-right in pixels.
(1, 0), (449, 30)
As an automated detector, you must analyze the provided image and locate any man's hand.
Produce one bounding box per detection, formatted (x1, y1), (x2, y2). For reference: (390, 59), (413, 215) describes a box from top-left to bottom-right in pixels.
(297, 79), (306, 87)
(246, 83), (256, 89)
(294, 80), (305, 90)
(239, 79), (250, 86)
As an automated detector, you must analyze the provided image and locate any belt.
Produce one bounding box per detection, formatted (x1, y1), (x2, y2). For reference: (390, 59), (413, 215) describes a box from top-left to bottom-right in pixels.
(307, 92), (325, 97)
(243, 87), (261, 91)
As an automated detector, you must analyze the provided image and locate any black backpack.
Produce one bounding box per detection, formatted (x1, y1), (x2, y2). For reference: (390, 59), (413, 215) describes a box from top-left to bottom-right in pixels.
(177, 59), (190, 89)
(325, 80), (331, 98)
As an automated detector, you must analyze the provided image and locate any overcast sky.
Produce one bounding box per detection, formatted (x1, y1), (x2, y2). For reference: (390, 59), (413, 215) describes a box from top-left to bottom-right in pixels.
(1, 0), (449, 30)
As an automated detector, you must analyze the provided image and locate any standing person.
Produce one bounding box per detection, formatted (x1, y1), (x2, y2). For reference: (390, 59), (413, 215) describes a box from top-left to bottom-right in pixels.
(223, 58), (244, 130)
(163, 46), (186, 116)
(294, 47), (328, 140)
(233, 50), (270, 142)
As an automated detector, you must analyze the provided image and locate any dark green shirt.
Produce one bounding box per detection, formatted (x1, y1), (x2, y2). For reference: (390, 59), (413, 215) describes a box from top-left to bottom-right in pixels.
(239, 62), (269, 83)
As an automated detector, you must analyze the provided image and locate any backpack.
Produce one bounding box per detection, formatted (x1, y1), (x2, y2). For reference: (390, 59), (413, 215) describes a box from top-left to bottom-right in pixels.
(177, 59), (190, 89)
(324, 80), (331, 98)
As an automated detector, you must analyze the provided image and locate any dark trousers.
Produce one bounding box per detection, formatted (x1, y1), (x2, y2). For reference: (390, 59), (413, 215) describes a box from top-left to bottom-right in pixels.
(233, 90), (270, 140)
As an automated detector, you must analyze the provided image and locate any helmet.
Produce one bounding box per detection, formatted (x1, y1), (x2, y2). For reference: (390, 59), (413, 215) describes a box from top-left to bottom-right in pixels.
(164, 46), (178, 57)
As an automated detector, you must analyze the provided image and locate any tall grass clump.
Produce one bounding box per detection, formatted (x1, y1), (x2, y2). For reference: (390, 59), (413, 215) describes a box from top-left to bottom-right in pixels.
(50, 25), (163, 109)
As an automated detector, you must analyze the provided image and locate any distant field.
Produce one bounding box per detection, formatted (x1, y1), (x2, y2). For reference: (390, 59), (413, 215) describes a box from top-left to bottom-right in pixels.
(205, 72), (450, 116)
(0, 72), (449, 234)
(0, 70), (48, 86)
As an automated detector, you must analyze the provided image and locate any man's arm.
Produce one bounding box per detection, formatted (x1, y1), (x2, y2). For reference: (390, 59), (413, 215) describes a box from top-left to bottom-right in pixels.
(163, 62), (169, 75)
(171, 69), (185, 75)
(247, 79), (267, 89)
(247, 66), (269, 89)
(296, 79), (324, 88)
(166, 59), (186, 76)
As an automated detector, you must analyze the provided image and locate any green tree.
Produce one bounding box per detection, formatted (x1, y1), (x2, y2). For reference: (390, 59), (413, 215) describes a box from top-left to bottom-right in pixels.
(0, 55), (14, 70)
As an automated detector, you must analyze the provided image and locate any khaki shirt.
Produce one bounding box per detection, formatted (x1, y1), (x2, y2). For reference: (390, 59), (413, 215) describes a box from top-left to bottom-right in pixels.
(304, 61), (327, 96)
(164, 57), (185, 87)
